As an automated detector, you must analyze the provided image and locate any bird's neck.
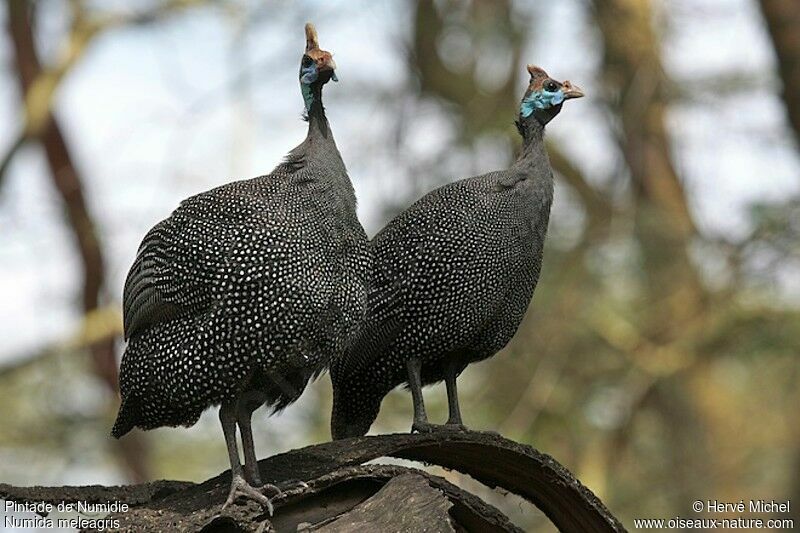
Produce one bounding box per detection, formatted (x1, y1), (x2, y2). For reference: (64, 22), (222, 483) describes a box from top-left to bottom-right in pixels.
(513, 116), (548, 173)
(293, 83), (352, 204)
(518, 114), (545, 150)
(305, 83), (331, 140)
(298, 83), (345, 169)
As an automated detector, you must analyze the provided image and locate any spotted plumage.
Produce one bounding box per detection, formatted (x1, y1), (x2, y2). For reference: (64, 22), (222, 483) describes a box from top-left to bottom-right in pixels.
(112, 24), (368, 510)
(115, 166), (367, 433)
(330, 65), (583, 439)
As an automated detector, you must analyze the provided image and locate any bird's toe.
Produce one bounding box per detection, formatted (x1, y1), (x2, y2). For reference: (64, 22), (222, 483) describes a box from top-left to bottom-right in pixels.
(259, 483), (283, 497)
(222, 474), (276, 516)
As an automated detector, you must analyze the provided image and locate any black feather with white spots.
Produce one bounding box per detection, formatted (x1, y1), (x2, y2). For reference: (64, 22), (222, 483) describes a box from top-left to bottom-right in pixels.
(330, 117), (555, 439)
(113, 108), (370, 438)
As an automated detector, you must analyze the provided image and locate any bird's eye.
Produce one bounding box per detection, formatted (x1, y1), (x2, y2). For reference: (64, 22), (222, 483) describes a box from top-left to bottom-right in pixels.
(301, 56), (314, 68)
(544, 81), (558, 92)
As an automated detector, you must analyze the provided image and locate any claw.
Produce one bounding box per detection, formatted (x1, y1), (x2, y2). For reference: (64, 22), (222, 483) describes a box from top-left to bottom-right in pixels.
(222, 474), (278, 516)
(259, 482), (283, 497)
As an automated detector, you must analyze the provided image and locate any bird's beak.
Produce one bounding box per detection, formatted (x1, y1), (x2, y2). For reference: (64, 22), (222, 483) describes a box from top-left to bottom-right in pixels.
(561, 80), (584, 99)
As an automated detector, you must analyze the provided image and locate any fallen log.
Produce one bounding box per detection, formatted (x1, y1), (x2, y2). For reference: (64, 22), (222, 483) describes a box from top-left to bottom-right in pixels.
(1, 430), (626, 532)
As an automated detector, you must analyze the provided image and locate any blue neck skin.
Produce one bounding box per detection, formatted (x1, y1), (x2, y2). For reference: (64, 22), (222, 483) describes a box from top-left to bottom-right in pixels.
(300, 65), (338, 112)
(520, 89), (565, 118)
(300, 65), (318, 112)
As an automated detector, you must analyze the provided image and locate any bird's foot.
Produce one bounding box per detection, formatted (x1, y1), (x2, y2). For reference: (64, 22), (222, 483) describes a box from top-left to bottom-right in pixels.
(411, 420), (437, 434)
(443, 421), (469, 432)
(258, 482), (283, 497)
(221, 474), (280, 515)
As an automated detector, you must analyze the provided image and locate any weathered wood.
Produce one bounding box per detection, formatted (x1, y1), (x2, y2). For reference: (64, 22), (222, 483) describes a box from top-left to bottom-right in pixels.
(0, 480), (193, 507)
(316, 474), (454, 533)
(0, 430), (626, 532)
(108, 464), (524, 532)
(253, 430), (625, 533)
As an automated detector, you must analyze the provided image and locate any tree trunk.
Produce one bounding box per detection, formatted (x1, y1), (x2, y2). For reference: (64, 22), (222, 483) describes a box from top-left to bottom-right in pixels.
(593, 0), (705, 337)
(5, 0), (148, 482)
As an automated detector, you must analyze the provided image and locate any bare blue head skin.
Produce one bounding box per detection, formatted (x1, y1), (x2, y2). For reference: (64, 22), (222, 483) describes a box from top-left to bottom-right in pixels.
(300, 23), (337, 113)
(519, 65), (584, 126)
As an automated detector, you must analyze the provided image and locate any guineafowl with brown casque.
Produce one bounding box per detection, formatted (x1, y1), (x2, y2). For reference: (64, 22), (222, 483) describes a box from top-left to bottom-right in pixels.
(330, 65), (583, 440)
(112, 24), (369, 513)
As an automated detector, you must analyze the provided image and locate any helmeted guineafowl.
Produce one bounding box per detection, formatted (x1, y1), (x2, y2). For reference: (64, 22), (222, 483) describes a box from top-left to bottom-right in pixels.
(112, 23), (370, 511)
(330, 65), (583, 439)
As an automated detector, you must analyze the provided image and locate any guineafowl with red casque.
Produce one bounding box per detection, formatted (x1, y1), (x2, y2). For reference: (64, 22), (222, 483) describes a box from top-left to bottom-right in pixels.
(112, 23), (369, 512)
(330, 65), (583, 440)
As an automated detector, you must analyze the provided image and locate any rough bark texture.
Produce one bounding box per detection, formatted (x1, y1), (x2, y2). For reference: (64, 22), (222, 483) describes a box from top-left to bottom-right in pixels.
(0, 430), (626, 532)
(314, 474), (455, 532)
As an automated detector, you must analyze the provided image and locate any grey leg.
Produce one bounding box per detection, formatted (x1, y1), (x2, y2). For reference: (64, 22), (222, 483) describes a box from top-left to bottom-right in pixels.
(236, 402), (263, 486)
(407, 358), (434, 433)
(220, 401), (275, 515)
(444, 361), (466, 428)
(236, 400), (282, 497)
(220, 401), (243, 479)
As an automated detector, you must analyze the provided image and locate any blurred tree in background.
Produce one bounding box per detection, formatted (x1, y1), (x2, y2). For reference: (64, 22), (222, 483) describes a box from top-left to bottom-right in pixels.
(0, 0), (798, 530)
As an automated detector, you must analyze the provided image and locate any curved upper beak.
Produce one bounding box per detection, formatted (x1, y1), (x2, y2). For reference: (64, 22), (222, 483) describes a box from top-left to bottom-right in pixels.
(561, 80), (584, 100)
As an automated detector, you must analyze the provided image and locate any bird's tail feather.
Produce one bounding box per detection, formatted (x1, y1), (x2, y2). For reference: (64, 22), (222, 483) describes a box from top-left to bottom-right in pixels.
(111, 396), (138, 439)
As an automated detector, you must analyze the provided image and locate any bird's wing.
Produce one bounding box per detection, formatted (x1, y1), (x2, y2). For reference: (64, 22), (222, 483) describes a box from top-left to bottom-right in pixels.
(122, 184), (278, 340)
(339, 180), (504, 377)
(122, 220), (198, 340)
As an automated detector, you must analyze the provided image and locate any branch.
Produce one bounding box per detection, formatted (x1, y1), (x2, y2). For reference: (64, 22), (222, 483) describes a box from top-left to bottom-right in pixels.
(0, 130), (28, 192)
(0, 431), (626, 532)
(4, 0), (155, 481)
(0, 306), (122, 379)
(592, 0), (705, 336)
(7, 0), (114, 382)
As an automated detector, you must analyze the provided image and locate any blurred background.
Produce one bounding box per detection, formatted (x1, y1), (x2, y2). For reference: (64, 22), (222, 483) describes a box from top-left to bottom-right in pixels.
(1, 0), (798, 530)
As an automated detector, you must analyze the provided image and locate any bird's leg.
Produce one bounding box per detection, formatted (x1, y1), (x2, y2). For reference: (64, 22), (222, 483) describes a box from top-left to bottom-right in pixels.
(220, 401), (243, 479)
(444, 361), (466, 429)
(220, 401), (274, 515)
(236, 400), (281, 496)
(407, 358), (434, 433)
